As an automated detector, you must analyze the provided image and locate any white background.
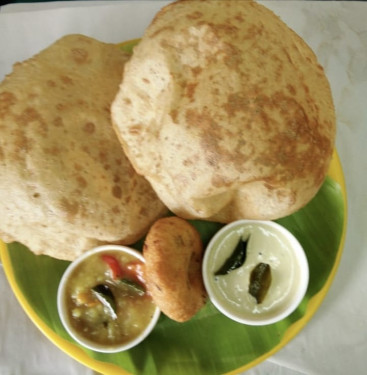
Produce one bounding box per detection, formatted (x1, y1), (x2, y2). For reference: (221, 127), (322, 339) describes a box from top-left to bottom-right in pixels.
(1, 1), (366, 374)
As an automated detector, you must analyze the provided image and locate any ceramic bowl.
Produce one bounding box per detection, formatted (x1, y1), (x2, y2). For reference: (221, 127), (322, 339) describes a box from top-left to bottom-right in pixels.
(202, 220), (309, 325)
(57, 244), (160, 352)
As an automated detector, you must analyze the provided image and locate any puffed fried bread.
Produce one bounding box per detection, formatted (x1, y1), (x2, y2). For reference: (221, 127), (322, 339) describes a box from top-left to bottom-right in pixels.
(111, 0), (336, 222)
(0, 34), (167, 260)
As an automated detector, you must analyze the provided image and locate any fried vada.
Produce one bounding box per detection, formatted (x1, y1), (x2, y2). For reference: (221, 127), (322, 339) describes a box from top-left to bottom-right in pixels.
(143, 216), (206, 322)
(0, 34), (167, 260)
(111, 0), (336, 222)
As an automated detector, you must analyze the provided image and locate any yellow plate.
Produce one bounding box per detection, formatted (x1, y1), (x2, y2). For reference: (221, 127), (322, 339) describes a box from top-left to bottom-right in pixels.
(0, 149), (347, 375)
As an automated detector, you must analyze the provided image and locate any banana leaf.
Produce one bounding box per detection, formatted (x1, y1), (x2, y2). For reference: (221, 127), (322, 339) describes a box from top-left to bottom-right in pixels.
(1, 155), (346, 375)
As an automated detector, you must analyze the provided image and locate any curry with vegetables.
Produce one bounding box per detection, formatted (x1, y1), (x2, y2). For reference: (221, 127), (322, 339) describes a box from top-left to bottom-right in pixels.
(63, 250), (156, 346)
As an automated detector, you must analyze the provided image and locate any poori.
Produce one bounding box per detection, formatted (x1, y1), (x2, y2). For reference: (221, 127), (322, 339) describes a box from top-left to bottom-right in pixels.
(111, 0), (336, 222)
(0, 34), (167, 260)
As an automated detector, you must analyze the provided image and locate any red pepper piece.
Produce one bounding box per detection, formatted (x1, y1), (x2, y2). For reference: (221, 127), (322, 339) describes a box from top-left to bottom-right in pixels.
(101, 254), (123, 279)
(126, 261), (146, 285)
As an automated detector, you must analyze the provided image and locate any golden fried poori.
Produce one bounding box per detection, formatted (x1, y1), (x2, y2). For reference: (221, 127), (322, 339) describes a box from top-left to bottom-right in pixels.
(0, 34), (167, 260)
(111, 0), (336, 222)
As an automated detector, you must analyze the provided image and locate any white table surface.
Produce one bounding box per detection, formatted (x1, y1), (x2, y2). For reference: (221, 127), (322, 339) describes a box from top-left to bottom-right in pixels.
(1, 1), (366, 374)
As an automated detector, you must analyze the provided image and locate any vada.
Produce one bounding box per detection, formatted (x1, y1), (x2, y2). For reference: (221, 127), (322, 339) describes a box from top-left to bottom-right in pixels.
(143, 216), (206, 322)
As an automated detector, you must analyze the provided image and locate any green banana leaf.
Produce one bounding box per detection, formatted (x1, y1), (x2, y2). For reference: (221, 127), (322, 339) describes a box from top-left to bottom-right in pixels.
(3, 174), (345, 375)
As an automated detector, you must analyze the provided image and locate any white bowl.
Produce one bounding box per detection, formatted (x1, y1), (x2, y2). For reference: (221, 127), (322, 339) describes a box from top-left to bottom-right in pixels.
(57, 245), (160, 352)
(202, 220), (309, 326)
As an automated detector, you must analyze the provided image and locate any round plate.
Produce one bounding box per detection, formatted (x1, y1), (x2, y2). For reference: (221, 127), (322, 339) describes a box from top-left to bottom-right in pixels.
(0, 148), (347, 375)
(0, 39), (347, 375)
